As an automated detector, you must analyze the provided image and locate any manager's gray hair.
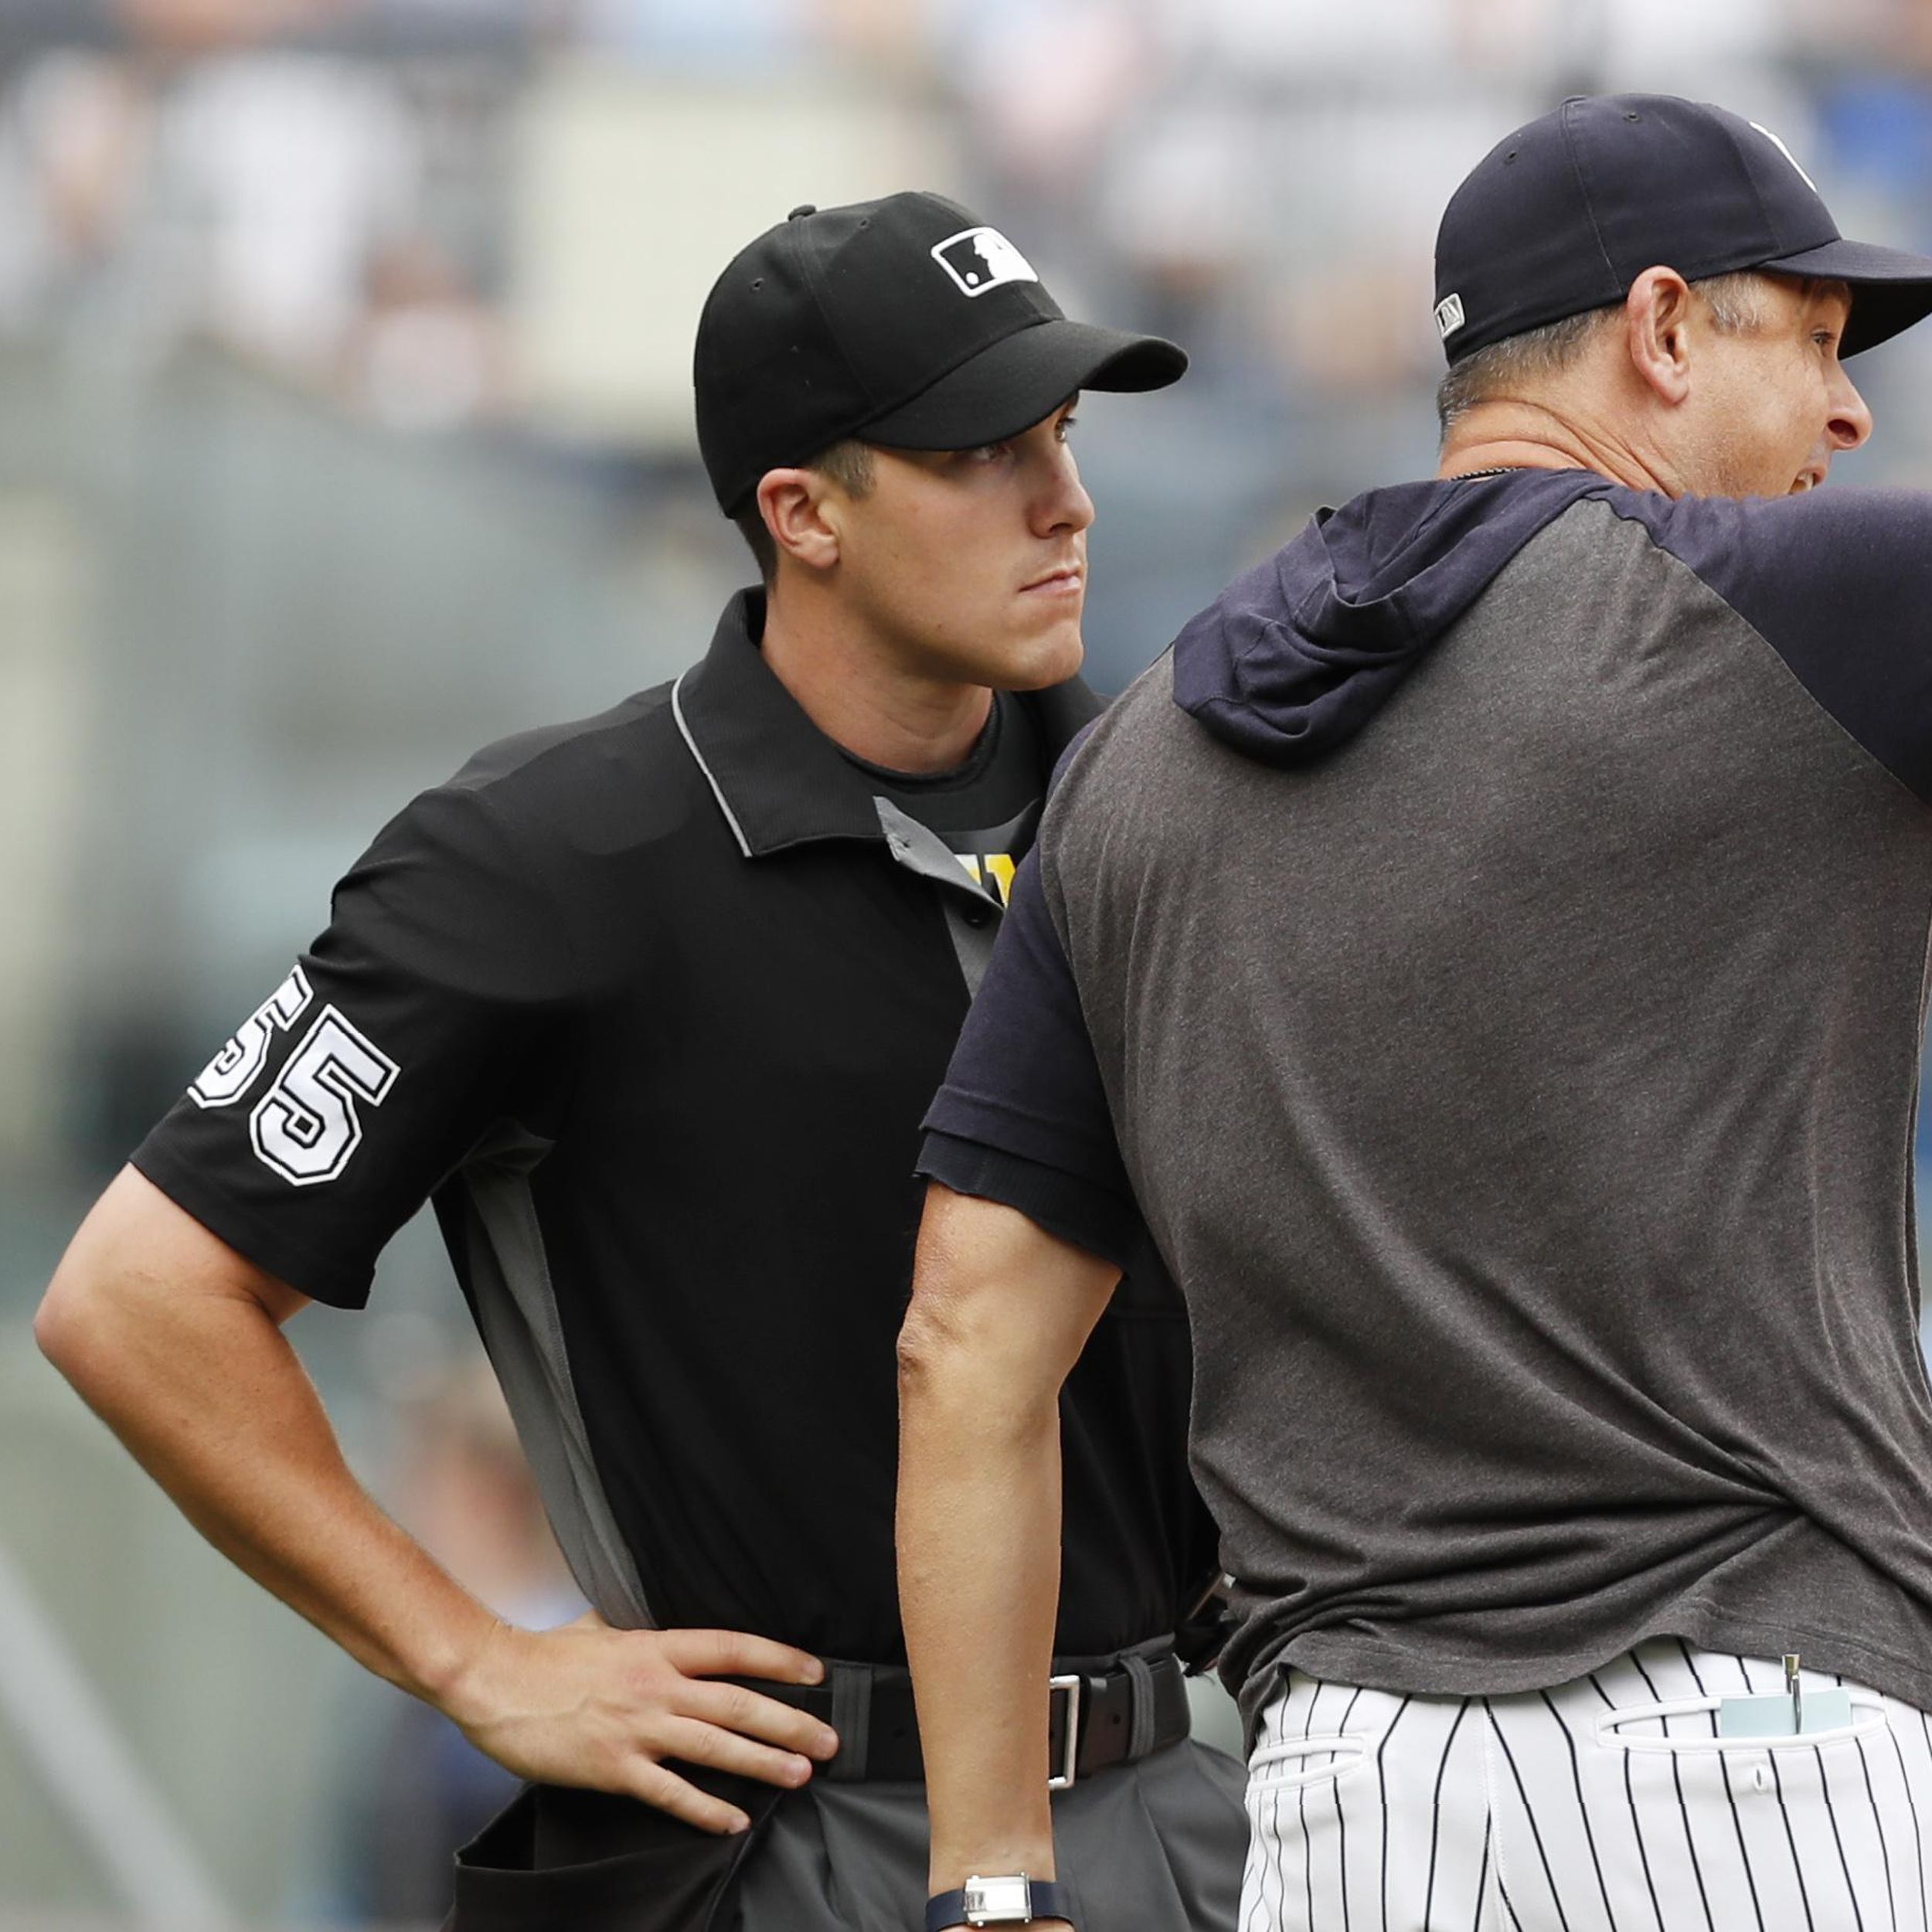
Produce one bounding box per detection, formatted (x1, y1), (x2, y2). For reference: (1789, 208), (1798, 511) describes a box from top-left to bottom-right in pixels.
(1435, 271), (1773, 438)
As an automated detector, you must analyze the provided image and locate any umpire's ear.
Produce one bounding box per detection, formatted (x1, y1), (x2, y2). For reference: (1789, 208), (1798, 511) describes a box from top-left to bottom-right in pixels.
(755, 468), (842, 577)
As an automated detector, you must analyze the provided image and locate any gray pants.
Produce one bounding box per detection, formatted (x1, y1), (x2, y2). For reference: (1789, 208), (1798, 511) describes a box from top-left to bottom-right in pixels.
(731, 1738), (1247, 1931)
(448, 1737), (1247, 1931)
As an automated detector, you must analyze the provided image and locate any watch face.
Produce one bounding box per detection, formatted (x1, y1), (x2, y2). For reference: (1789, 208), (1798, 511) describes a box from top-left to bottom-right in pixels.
(964, 1874), (1033, 1923)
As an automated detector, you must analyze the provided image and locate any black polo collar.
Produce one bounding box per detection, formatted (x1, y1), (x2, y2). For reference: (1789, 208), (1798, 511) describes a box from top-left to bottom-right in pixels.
(672, 587), (1104, 859)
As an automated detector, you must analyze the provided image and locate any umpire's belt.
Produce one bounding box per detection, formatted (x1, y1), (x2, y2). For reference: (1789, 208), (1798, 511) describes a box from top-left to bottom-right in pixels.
(743, 1641), (1192, 1787)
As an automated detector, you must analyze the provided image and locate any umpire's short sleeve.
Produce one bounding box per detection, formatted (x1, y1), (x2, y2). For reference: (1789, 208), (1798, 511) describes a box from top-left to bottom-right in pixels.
(917, 845), (1142, 1269)
(132, 784), (577, 1308)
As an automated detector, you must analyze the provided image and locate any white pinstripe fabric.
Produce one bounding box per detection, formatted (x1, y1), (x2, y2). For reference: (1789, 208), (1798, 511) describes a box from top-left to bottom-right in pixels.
(1239, 1638), (1932, 1930)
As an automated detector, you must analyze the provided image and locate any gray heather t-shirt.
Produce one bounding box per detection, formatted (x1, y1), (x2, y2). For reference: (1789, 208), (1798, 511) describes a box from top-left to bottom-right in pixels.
(920, 470), (1932, 1737)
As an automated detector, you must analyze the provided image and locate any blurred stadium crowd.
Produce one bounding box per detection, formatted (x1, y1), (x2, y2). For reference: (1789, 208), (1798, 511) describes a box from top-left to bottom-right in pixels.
(9, 1), (1932, 1925)
(3, 2), (1931, 431)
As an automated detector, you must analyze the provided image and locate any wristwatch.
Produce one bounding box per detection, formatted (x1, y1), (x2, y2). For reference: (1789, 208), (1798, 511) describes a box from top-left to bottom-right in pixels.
(924, 1874), (1077, 1930)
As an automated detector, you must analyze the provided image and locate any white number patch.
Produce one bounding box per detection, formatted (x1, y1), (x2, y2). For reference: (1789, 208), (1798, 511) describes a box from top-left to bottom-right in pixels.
(249, 1007), (400, 1186)
(189, 966), (314, 1108)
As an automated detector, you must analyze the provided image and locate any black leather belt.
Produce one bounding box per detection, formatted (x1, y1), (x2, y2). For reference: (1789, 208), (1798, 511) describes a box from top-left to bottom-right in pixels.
(740, 1645), (1192, 1787)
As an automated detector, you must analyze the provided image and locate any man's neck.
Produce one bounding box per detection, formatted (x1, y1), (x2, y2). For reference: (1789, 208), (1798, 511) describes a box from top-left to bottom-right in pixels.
(1437, 400), (1679, 495)
(758, 584), (995, 774)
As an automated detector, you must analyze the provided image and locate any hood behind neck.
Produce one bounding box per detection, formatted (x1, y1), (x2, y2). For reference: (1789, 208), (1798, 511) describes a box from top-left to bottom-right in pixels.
(1172, 468), (1612, 767)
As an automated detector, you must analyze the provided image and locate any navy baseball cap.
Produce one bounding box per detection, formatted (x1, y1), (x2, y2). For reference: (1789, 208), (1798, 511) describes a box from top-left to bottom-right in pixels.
(1434, 94), (1932, 365)
(694, 192), (1186, 515)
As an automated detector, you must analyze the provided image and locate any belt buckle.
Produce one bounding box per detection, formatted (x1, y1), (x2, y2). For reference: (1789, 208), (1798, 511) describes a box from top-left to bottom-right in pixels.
(1047, 1674), (1081, 1791)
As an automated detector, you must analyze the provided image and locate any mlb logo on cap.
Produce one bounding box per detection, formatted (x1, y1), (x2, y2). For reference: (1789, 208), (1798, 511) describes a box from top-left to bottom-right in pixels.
(693, 191), (1184, 514)
(932, 227), (1039, 298)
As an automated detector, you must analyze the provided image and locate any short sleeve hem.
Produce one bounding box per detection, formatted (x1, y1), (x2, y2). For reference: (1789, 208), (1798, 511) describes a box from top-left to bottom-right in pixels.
(131, 1145), (376, 1310)
(920, 1088), (1131, 1192)
(916, 1131), (1141, 1271)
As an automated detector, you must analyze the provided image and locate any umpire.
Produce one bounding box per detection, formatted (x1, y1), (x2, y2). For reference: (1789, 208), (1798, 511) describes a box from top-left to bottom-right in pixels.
(36, 194), (1247, 1931)
(900, 100), (1932, 1930)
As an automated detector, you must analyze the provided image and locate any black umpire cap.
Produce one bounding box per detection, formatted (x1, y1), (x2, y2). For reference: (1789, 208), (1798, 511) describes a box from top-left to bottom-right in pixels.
(1434, 94), (1932, 365)
(694, 192), (1186, 516)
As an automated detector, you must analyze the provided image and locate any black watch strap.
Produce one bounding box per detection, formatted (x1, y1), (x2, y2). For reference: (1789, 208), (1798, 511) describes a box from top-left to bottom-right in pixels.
(924, 1877), (1076, 1931)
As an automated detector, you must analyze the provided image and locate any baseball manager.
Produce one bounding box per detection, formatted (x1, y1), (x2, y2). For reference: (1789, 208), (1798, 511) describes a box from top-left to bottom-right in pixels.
(898, 97), (1932, 1930)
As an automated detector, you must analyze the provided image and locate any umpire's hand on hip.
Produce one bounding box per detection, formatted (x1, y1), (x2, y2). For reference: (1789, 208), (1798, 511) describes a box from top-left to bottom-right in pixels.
(446, 1611), (838, 1832)
(36, 1174), (838, 1839)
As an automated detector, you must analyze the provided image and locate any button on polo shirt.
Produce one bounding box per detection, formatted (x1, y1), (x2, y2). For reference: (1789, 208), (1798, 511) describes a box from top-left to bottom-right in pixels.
(133, 589), (1215, 1664)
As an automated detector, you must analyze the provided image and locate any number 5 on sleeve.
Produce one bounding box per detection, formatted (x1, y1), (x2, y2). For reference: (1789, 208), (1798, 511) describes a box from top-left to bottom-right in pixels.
(250, 1009), (400, 1185)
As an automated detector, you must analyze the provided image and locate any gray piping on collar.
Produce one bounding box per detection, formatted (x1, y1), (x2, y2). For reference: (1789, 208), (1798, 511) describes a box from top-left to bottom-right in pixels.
(671, 668), (753, 859)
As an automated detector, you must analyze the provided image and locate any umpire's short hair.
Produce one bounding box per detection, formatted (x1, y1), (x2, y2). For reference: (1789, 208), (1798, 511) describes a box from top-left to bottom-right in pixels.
(1435, 270), (1779, 439)
(733, 440), (877, 587)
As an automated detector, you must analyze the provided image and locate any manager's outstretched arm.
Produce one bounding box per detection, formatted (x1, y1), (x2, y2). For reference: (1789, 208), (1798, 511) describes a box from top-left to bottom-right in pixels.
(896, 1180), (1121, 1923)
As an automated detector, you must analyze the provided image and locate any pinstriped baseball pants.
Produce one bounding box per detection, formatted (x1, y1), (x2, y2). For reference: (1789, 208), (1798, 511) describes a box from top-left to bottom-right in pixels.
(1239, 1638), (1932, 1930)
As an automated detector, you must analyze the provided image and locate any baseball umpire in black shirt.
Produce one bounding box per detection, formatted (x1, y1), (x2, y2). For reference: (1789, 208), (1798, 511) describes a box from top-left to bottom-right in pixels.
(35, 194), (1248, 1930)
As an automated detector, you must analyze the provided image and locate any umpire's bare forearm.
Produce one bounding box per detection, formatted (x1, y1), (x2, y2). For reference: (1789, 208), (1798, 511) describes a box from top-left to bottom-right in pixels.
(37, 1166), (501, 1706)
(36, 1168), (838, 1833)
